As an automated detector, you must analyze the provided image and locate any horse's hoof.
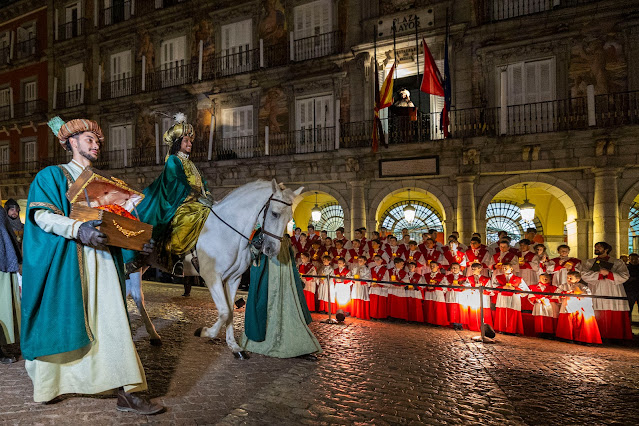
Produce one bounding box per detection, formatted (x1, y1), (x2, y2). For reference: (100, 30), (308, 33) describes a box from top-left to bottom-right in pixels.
(194, 327), (204, 337)
(150, 338), (162, 347)
(233, 351), (250, 360)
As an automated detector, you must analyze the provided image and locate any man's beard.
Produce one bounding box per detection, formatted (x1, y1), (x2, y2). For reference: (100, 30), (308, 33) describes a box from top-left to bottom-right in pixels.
(80, 148), (98, 162)
(594, 249), (603, 256)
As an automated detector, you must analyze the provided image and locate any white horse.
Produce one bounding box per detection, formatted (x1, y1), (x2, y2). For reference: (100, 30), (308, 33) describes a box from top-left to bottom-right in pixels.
(126, 179), (302, 357)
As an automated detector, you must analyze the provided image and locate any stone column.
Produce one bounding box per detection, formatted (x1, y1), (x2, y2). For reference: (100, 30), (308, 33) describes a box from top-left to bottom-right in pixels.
(565, 218), (590, 260)
(592, 168), (621, 256)
(619, 218), (630, 256)
(350, 180), (366, 238)
(456, 176), (476, 244)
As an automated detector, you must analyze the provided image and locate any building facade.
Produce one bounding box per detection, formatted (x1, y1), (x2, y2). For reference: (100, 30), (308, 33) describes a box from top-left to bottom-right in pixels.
(1, 0), (639, 259)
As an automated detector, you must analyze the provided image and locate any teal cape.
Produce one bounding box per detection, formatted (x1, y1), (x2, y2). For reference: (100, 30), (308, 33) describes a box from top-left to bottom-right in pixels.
(123, 155), (191, 263)
(244, 249), (312, 342)
(21, 165), (126, 361)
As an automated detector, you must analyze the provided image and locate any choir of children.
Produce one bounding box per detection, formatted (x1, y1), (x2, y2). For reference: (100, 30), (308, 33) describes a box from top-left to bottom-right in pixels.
(293, 227), (633, 344)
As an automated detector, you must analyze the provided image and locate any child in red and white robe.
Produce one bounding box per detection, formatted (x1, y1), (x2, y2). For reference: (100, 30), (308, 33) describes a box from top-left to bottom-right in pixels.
(347, 239), (367, 267)
(527, 273), (559, 335)
(463, 263), (494, 331)
(406, 261), (425, 322)
(369, 255), (390, 319)
(419, 238), (442, 274)
(367, 240), (389, 268)
(581, 246), (633, 341)
(405, 241), (425, 274)
(387, 258), (409, 320)
(333, 257), (353, 315)
(350, 256), (371, 320)
(316, 255), (337, 314)
(423, 261), (448, 326)
(555, 271), (602, 344)
(517, 241), (538, 337)
(465, 238), (490, 277)
(385, 237), (407, 263)
(442, 263), (466, 329)
(492, 264), (530, 334)
(545, 244), (581, 289)
(440, 241), (467, 273)
(298, 252), (317, 312)
(331, 240), (349, 266)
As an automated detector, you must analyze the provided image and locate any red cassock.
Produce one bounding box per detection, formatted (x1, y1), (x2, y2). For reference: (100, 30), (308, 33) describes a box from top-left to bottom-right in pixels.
(590, 271), (634, 341)
(369, 265), (389, 319)
(405, 250), (425, 269)
(385, 245), (407, 262)
(555, 289), (602, 344)
(444, 273), (466, 324)
(419, 247), (443, 273)
(519, 275), (537, 337)
(367, 249), (388, 267)
(350, 269), (370, 320)
(423, 273), (449, 326)
(463, 275), (493, 331)
(387, 268), (409, 320)
(331, 248), (349, 264)
(441, 248), (467, 271)
(333, 267), (352, 314)
(406, 272), (425, 323)
(298, 263), (317, 312)
(528, 283), (558, 334)
(465, 246), (488, 268)
(347, 247), (367, 265)
(493, 274), (525, 334)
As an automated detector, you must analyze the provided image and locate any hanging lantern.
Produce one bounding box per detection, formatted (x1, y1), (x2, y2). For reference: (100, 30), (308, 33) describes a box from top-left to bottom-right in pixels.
(404, 189), (416, 223)
(520, 184), (536, 222)
(311, 192), (322, 222)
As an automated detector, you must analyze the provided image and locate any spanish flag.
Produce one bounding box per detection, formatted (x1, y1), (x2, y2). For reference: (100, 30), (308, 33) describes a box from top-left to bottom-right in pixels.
(372, 62), (395, 152)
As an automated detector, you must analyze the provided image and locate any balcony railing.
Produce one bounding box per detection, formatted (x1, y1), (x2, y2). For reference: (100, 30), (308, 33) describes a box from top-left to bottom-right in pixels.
(269, 127), (337, 156)
(101, 1), (133, 27)
(57, 18), (88, 42)
(263, 42), (289, 68)
(594, 91), (639, 127)
(215, 135), (262, 160)
(213, 47), (260, 77)
(0, 105), (11, 121)
(15, 99), (47, 118)
(293, 31), (341, 62)
(133, 0), (189, 14)
(505, 97), (588, 135)
(15, 38), (38, 60)
(145, 63), (195, 91)
(482, 0), (600, 23)
(101, 76), (141, 100)
(57, 87), (84, 109)
(0, 46), (9, 65)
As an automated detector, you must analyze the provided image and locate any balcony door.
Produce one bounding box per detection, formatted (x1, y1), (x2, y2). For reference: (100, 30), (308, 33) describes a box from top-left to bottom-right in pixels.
(110, 124), (133, 168)
(111, 50), (132, 97)
(295, 95), (333, 153)
(505, 58), (555, 134)
(65, 2), (81, 38)
(160, 36), (186, 87)
(0, 88), (11, 120)
(65, 63), (84, 107)
(104, 0), (130, 25)
(23, 81), (37, 115)
(222, 106), (254, 158)
(220, 19), (252, 75)
(0, 144), (9, 171)
(17, 22), (36, 58)
(23, 139), (36, 170)
(293, 0), (332, 61)
(0, 32), (9, 64)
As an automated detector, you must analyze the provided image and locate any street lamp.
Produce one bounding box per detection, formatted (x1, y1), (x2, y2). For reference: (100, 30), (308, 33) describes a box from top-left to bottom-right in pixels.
(520, 184), (536, 222)
(404, 189), (416, 223)
(311, 192), (322, 222)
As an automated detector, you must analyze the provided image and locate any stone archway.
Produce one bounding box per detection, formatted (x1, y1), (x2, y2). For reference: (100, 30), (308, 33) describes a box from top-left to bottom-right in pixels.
(618, 182), (639, 255)
(293, 183), (351, 236)
(477, 174), (589, 258)
(368, 179), (455, 237)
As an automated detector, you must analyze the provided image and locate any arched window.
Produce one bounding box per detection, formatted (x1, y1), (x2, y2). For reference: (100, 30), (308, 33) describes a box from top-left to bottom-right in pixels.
(313, 202), (344, 238)
(380, 201), (443, 241)
(486, 200), (543, 245)
(629, 201), (639, 253)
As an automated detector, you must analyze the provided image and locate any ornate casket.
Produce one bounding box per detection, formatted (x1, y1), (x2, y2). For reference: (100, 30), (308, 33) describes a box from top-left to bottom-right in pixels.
(66, 167), (153, 251)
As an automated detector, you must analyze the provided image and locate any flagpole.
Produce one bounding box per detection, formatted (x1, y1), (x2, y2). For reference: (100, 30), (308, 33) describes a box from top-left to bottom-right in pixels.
(392, 21), (397, 80)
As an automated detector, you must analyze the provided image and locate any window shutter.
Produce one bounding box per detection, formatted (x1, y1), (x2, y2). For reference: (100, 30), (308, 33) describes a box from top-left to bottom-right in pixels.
(24, 81), (36, 101)
(0, 88), (10, 107)
(524, 61), (538, 104)
(507, 62), (523, 106)
(538, 59), (553, 102)
(25, 141), (36, 163)
(0, 145), (9, 165)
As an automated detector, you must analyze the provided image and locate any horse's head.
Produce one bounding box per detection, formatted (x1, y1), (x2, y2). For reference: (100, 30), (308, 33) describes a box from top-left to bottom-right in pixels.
(262, 179), (303, 258)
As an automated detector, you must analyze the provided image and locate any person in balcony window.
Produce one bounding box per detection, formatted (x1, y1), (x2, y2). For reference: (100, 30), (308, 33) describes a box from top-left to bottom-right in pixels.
(126, 113), (212, 276)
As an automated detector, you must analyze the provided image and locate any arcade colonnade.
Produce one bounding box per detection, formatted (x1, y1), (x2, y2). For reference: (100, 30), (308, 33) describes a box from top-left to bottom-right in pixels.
(290, 169), (639, 260)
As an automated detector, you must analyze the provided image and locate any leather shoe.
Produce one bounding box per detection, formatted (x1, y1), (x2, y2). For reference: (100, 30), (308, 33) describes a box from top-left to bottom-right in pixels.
(116, 389), (164, 415)
(0, 355), (16, 364)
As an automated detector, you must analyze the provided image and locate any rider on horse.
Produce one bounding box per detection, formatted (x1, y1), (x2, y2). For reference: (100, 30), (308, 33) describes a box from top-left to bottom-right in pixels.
(128, 113), (212, 276)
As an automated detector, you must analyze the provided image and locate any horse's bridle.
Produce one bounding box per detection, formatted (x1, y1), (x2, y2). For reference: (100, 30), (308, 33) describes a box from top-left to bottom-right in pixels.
(209, 192), (291, 246)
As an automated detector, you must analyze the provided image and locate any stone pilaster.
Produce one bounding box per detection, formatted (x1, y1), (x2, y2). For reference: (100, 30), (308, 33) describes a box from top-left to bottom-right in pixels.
(592, 168), (621, 256)
(349, 180), (366, 238)
(564, 218), (590, 260)
(456, 176), (476, 244)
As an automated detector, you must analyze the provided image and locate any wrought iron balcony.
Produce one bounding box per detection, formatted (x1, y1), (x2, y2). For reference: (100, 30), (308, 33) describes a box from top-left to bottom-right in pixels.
(15, 38), (39, 60)
(292, 31), (341, 62)
(57, 18), (88, 42)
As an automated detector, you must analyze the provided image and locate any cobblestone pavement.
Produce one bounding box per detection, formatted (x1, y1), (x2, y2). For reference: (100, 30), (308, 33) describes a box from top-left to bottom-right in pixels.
(2, 282), (639, 425)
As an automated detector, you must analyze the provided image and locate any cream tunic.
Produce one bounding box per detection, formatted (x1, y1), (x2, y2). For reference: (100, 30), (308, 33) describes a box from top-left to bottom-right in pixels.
(0, 271), (20, 345)
(25, 160), (146, 403)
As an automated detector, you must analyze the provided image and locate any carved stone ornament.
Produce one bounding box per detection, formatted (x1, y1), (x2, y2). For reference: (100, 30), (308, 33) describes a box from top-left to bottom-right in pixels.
(522, 145), (540, 161)
(596, 139), (615, 156)
(463, 149), (480, 165)
(345, 157), (360, 172)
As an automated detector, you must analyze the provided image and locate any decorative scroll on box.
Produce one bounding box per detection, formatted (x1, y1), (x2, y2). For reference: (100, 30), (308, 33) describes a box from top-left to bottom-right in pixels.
(379, 156), (439, 178)
(66, 167), (153, 251)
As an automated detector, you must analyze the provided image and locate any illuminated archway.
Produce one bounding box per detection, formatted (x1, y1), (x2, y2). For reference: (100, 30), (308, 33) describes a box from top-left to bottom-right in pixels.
(380, 200), (443, 240)
(292, 190), (346, 237)
(486, 200), (544, 244)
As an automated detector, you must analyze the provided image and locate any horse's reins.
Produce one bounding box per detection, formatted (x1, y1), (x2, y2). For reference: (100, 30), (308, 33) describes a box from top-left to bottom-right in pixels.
(208, 193), (291, 245)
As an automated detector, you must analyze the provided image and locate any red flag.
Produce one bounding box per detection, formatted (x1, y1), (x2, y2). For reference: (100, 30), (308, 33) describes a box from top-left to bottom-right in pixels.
(378, 63), (396, 110)
(372, 62), (395, 152)
(420, 38), (444, 97)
